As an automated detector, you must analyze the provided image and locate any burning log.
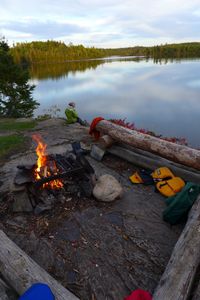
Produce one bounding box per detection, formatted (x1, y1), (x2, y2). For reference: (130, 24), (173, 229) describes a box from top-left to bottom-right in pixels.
(33, 167), (85, 188)
(95, 120), (200, 170)
(32, 134), (64, 189)
(0, 230), (79, 300)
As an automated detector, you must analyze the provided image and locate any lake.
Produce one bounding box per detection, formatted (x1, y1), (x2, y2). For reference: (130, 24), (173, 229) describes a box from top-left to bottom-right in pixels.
(31, 57), (200, 148)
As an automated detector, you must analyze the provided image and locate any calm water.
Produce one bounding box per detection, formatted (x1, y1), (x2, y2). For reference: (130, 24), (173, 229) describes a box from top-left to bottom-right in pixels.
(31, 57), (200, 148)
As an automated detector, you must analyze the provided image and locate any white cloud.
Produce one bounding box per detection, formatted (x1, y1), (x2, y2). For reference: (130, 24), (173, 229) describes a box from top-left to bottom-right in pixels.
(1, 0), (200, 47)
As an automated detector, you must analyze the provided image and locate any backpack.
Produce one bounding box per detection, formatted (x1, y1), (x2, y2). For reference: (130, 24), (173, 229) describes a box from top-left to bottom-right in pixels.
(151, 167), (185, 197)
(163, 182), (200, 224)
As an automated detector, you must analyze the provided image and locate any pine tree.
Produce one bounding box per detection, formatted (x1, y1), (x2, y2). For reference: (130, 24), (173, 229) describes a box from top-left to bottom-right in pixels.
(0, 38), (39, 118)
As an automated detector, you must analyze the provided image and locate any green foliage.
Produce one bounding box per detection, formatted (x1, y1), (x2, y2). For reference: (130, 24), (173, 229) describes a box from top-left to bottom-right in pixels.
(150, 42), (200, 59)
(35, 105), (62, 120)
(0, 38), (39, 118)
(10, 41), (108, 64)
(9, 41), (200, 65)
(0, 134), (25, 157)
(35, 114), (52, 121)
(43, 105), (61, 118)
(110, 118), (188, 146)
(0, 119), (36, 131)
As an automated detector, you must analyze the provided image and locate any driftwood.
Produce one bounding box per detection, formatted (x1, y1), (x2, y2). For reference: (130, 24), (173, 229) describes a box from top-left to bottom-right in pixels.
(0, 230), (79, 300)
(96, 120), (200, 170)
(0, 279), (10, 300)
(0, 277), (17, 300)
(153, 195), (200, 300)
(108, 144), (200, 184)
(192, 284), (200, 300)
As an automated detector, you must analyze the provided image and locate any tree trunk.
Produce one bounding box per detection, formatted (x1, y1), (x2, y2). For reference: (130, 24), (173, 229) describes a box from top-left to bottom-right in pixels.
(153, 195), (200, 300)
(96, 120), (200, 170)
(0, 230), (79, 300)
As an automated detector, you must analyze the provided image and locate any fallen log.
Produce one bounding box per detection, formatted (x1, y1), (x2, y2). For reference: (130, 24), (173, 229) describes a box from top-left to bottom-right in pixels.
(192, 284), (200, 300)
(96, 120), (200, 170)
(0, 276), (17, 300)
(108, 145), (200, 184)
(0, 230), (79, 300)
(153, 195), (200, 300)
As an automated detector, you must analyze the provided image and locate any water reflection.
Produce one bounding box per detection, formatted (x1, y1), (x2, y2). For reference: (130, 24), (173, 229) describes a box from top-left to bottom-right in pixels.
(30, 56), (144, 80)
(32, 57), (200, 147)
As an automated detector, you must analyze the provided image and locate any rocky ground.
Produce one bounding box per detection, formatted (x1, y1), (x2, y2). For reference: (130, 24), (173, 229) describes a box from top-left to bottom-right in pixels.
(0, 118), (183, 300)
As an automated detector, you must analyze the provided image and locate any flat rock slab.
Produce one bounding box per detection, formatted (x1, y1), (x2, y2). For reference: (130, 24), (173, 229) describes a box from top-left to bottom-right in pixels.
(0, 119), (183, 300)
(8, 185), (182, 300)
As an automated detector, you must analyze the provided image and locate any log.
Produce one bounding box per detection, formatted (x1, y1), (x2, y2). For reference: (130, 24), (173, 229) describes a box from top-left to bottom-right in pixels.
(0, 230), (79, 300)
(0, 277), (17, 300)
(99, 135), (115, 148)
(108, 145), (200, 184)
(153, 195), (200, 300)
(96, 120), (200, 170)
(192, 283), (200, 300)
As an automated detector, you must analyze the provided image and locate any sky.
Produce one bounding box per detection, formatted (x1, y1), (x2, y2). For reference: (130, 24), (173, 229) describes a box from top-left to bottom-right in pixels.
(1, 0), (200, 48)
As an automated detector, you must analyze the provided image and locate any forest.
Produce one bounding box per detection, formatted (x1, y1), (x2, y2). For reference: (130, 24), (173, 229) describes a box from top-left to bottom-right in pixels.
(10, 41), (200, 64)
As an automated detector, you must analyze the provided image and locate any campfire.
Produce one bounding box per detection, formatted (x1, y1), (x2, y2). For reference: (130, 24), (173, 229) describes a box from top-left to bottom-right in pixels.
(32, 134), (63, 189)
(13, 136), (95, 214)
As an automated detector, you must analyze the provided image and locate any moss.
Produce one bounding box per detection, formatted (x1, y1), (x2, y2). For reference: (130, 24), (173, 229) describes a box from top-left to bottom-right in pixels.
(0, 119), (37, 131)
(0, 135), (25, 157)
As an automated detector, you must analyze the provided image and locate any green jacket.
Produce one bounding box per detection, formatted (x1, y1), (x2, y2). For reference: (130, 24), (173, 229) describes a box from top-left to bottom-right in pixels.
(65, 107), (78, 124)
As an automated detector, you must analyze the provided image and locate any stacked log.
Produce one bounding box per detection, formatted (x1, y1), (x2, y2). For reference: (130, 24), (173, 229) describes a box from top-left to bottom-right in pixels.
(153, 195), (200, 300)
(96, 120), (200, 170)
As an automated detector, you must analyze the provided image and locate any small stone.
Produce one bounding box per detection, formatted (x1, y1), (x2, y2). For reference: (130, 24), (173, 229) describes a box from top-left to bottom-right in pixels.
(6, 216), (27, 229)
(93, 174), (123, 202)
(12, 190), (33, 212)
(12, 184), (26, 192)
(14, 171), (32, 185)
(34, 204), (52, 215)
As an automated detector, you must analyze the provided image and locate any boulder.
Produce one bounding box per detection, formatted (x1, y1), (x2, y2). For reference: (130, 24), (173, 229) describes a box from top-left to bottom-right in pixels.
(93, 174), (123, 202)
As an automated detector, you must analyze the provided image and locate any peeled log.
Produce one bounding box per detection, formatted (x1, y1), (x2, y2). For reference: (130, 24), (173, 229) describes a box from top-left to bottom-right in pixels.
(0, 230), (78, 300)
(96, 120), (200, 170)
(153, 195), (200, 300)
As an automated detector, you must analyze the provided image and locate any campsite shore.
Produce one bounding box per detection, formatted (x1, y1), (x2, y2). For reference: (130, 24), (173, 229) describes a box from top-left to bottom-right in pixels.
(0, 118), (183, 300)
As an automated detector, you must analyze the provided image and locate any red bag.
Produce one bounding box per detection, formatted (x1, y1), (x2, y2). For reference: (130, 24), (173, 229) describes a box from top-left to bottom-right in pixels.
(89, 117), (104, 139)
(124, 289), (152, 300)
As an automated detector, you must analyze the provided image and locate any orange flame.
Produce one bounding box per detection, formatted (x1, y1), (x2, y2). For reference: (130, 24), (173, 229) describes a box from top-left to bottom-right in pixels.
(32, 134), (63, 189)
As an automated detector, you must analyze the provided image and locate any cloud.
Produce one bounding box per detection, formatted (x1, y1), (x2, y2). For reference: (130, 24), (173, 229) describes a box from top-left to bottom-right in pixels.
(1, 0), (200, 47)
(1, 19), (87, 40)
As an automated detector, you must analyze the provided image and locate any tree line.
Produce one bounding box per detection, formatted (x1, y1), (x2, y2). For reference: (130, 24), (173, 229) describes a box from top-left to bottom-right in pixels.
(10, 41), (200, 64)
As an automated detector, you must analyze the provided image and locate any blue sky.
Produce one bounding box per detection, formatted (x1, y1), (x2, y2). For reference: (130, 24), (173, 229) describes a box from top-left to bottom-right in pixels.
(1, 0), (200, 48)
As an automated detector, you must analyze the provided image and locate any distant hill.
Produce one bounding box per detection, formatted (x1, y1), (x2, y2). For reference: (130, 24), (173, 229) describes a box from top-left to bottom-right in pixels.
(10, 41), (200, 64)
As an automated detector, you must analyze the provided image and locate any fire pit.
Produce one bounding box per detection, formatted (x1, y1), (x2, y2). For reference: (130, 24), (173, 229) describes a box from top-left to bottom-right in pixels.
(13, 135), (95, 214)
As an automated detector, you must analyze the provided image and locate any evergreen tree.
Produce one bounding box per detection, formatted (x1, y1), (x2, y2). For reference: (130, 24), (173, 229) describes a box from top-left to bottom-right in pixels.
(0, 38), (39, 118)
